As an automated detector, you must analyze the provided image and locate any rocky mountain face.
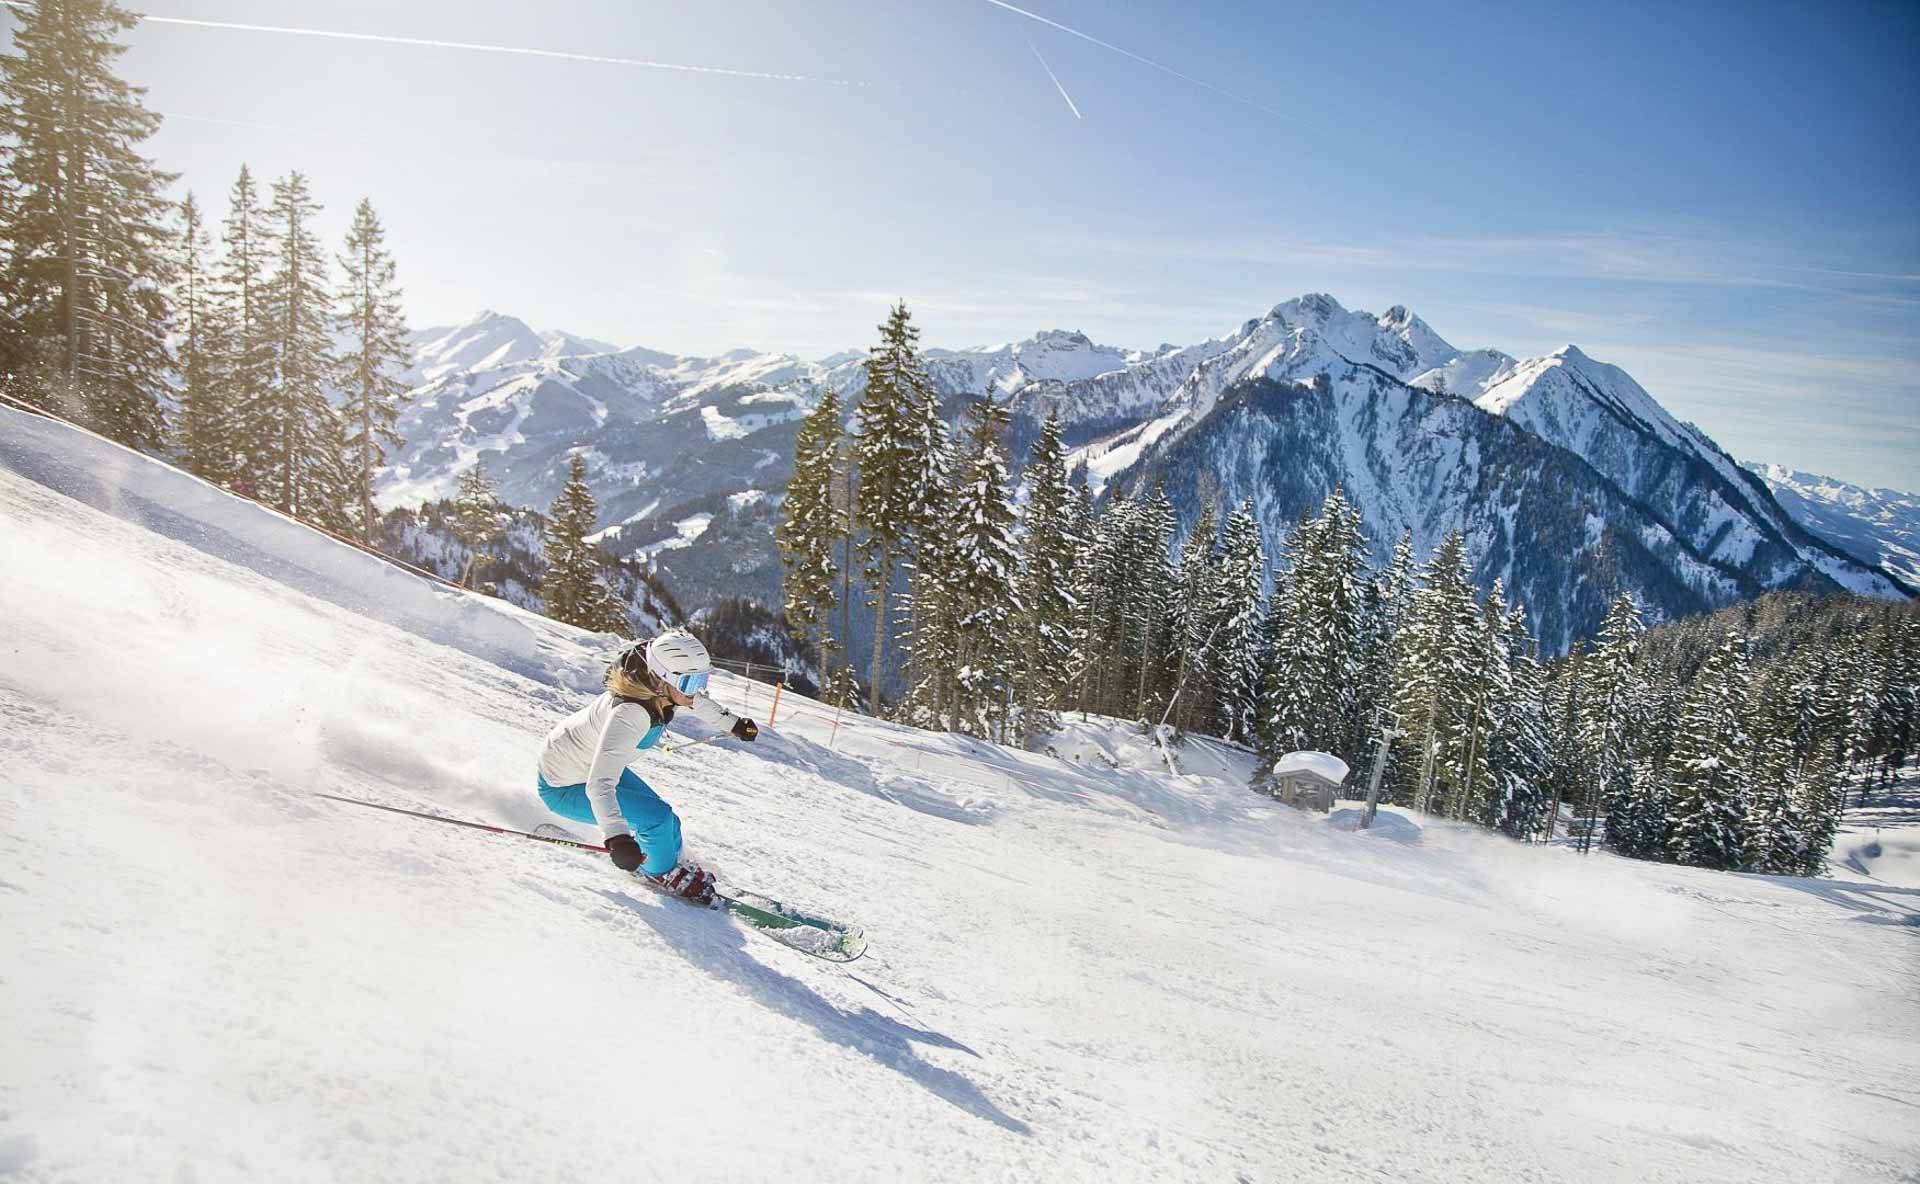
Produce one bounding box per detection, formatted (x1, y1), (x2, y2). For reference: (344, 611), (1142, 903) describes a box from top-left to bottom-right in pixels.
(376, 297), (1909, 653)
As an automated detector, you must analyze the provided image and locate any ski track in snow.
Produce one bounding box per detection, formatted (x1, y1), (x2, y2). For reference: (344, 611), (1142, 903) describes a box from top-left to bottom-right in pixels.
(2, 406), (1918, 1182)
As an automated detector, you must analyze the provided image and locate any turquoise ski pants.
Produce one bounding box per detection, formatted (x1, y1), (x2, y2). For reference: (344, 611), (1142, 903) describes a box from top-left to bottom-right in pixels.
(537, 769), (682, 875)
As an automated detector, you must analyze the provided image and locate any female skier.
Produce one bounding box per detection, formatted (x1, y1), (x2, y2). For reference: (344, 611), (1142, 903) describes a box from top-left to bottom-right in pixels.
(535, 628), (758, 902)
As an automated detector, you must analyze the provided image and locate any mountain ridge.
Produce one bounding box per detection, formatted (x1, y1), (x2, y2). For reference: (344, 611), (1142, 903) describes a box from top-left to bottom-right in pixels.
(378, 296), (1909, 652)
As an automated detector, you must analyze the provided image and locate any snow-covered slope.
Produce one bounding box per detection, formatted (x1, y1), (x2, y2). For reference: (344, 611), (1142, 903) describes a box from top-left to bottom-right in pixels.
(4, 405), (1917, 1182)
(1747, 462), (1920, 589)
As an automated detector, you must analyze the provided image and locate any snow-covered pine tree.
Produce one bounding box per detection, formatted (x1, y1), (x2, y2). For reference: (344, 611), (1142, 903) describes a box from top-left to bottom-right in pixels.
(211, 165), (273, 491)
(541, 455), (629, 635)
(1166, 499), (1221, 735)
(900, 422), (960, 729)
(775, 386), (843, 674)
(1014, 412), (1079, 745)
(451, 462), (505, 590)
(1393, 530), (1480, 816)
(1666, 631), (1753, 871)
(0, 0), (176, 448)
(257, 171), (345, 525)
(1210, 501), (1266, 744)
(1586, 592), (1645, 851)
(172, 192), (227, 480)
(853, 301), (937, 714)
(1490, 603), (1551, 839)
(1127, 484), (1179, 723)
(1260, 514), (1314, 763)
(1446, 580), (1510, 825)
(333, 198), (411, 543)
(1075, 493), (1132, 716)
(947, 399), (1022, 740)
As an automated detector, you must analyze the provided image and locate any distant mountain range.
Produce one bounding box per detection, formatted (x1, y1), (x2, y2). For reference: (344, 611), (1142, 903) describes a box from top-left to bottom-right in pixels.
(378, 296), (1911, 654)
(1744, 463), (1920, 590)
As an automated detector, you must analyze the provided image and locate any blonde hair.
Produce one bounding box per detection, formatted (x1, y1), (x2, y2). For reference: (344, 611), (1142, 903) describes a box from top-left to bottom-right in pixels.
(605, 663), (663, 702)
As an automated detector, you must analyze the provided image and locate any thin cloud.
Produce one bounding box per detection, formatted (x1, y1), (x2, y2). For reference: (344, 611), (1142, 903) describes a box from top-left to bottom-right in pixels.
(128, 11), (867, 87)
(1029, 42), (1082, 119)
(984, 0), (1284, 118)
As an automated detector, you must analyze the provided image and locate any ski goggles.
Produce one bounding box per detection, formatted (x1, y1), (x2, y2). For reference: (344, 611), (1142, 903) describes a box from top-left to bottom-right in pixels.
(667, 669), (710, 696)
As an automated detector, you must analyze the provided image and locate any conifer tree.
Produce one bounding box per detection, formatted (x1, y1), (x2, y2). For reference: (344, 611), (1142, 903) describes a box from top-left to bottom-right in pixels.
(1211, 501), (1266, 743)
(334, 198), (411, 543)
(776, 387), (844, 673)
(452, 462), (505, 589)
(1127, 484), (1179, 722)
(853, 301), (938, 714)
(1448, 580), (1510, 825)
(1587, 592), (1646, 848)
(1490, 604), (1551, 839)
(0, 0), (176, 446)
(1667, 632), (1753, 870)
(1393, 530), (1481, 815)
(172, 192), (227, 479)
(947, 399), (1022, 739)
(1167, 500), (1221, 735)
(1014, 412), (1079, 744)
(211, 165), (273, 492)
(901, 429), (961, 728)
(257, 171), (344, 524)
(541, 455), (628, 634)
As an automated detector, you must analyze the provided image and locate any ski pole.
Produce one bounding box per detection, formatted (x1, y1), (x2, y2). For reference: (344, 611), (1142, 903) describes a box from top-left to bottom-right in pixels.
(660, 733), (728, 755)
(314, 791), (607, 852)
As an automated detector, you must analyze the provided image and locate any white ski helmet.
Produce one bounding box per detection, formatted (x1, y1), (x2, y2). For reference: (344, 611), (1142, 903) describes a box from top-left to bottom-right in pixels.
(640, 628), (712, 695)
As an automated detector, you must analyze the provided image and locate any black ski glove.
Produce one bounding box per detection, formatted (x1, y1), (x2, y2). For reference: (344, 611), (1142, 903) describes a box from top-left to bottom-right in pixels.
(606, 833), (644, 872)
(732, 717), (759, 742)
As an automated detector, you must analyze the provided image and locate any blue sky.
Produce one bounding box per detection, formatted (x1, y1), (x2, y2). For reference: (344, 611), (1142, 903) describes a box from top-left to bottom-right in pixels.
(7, 0), (1917, 487)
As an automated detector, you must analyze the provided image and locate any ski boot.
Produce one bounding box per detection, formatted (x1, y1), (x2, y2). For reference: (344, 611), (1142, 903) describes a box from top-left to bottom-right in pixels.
(653, 863), (716, 906)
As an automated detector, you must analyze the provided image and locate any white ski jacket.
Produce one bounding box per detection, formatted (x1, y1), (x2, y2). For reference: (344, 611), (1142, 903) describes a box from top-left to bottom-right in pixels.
(537, 690), (737, 838)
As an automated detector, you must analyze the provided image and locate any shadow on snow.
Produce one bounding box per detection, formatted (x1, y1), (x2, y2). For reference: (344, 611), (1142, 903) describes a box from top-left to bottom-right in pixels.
(596, 888), (1031, 1135)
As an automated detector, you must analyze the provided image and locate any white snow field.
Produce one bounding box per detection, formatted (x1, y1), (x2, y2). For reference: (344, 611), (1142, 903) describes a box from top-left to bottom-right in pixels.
(2, 406), (1917, 1184)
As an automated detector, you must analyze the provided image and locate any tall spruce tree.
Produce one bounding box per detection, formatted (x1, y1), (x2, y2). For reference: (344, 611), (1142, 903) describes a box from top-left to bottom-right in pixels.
(211, 165), (272, 491)
(1490, 604), (1552, 839)
(171, 191), (226, 478)
(901, 425), (960, 728)
(1014, 412), (1079, 745)
(1394, 531), (1479, 815)
(776, 387), (844, 673)
(947, 399), (1022, 739)
(1211, 501), (1266, 743)
(258, 171), (344, 525)
(1666, 631), (1753, 870)
(0, 0), (176, 447)
(1127, 484), (1179, 722)
(541, 455), (628, 634)
(334, 197), (411, 543)
(1586, 592), (1646, 849)
(853, 301), (937, 714)
(1167, 500), (1222, 735)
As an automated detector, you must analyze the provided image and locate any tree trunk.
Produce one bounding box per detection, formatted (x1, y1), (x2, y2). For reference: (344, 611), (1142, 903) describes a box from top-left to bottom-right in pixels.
(867, 545), (890, 717)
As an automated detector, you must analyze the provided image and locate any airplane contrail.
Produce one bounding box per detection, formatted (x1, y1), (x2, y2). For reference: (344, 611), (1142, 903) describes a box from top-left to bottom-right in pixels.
(984, 0), (1283, 118)
(1029, 42), (1082, 119)
(32, 6), (865, 87)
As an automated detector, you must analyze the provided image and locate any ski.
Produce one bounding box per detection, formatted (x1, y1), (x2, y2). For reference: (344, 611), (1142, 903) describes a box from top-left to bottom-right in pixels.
(322, 798), (868, 963)
(631, 872), (868, 963)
